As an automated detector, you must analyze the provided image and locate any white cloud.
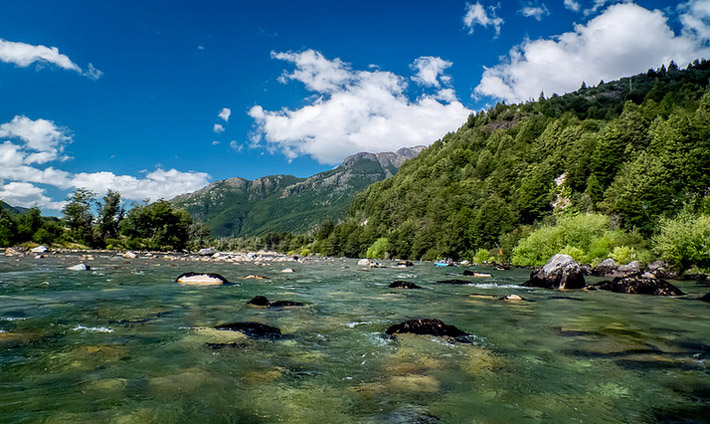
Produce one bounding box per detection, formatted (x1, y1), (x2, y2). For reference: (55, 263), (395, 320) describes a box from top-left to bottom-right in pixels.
(249, 50), (471, 165)
(463, 2), (504, 37)
(211, 140), (220, 146)
(218, 107), (231, 122)
(0, 115), (210, 211)
(680, 0), (710, 40)
(230, 140), (243, 152)
(520, 4), (550, 21)
(0, 182), (65, 210)
(410, 56), (453, 87)
(70, 169), (210, 202)
(564, 0), (581, 12)
(475, 2), (710, 103)
(0, 38), (101, 79)
(585, 0), (614, 16)
(0, 116), (71, 164)
(273, 50), (352, 93)
(213, 123), (225, 133)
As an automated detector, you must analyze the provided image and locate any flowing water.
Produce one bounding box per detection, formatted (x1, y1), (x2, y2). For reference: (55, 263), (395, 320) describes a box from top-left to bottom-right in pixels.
(1, 254), (709, 423)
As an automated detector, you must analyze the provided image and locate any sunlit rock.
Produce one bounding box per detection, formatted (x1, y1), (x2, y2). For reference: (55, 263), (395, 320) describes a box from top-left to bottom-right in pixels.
(176, 272), (229, 285)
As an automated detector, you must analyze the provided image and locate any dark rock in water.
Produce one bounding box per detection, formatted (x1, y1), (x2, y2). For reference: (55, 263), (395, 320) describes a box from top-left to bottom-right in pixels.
(523, 254), (585, 290)
(462, 270), (475, 276)
(435, 279), (471, 285)
(579, 264), (592, 276)
(396, 260), (414, 267)
(385, 318), (468, 341)
(389, 281), (422, 289)
(176, 272), (230, 285)
(214, 322), (283, 339)
(379, 408), (440, 423)
(694, 274), (710, 285)
(587, 276), (684, 296)
(646, 260), (676, 280)
(698, 293), (710, 302)
(592, 259), (642, 278)
(269, 300), (304, 308)
(247, 296), (271, 306)
(247, 296), (303, 308)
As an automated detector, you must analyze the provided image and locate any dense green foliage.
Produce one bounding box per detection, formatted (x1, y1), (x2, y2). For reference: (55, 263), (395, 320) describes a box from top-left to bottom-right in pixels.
(300, 60), (710, 270)
(654, 211), (710, 272)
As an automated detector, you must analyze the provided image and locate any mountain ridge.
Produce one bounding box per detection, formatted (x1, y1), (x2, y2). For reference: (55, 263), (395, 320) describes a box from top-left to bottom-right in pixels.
(171, 146), (424, 237)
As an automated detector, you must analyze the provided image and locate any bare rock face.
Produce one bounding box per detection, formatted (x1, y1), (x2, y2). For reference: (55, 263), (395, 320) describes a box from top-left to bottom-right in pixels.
(587, 276), (684, 296)
(523, 254), (586, 290)
(592, 259), (642, 278)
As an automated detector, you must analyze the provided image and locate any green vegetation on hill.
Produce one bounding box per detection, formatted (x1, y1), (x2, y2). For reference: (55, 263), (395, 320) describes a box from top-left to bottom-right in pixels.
(171, 148), (423, 237)
(295, 60), (710, 272)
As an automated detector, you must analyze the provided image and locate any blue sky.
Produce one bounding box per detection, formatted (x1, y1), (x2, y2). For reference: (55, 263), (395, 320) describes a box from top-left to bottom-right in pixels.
(0, 0), (708, 212)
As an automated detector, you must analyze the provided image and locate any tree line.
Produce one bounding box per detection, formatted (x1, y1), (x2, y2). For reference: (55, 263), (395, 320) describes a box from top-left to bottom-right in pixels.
(0, 188), (209, 251)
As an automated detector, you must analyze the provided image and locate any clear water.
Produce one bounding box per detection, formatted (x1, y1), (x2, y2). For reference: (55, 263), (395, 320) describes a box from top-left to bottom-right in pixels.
(1, 254), (709, 423)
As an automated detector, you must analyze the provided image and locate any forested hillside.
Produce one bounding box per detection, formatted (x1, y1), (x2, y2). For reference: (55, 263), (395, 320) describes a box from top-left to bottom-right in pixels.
(171, 147), (423, 237)
(311, 60), (710, 263)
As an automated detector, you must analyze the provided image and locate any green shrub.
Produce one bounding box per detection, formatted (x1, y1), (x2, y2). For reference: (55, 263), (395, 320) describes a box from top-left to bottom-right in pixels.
(300, 248), (311, 257)
(559, 245), (586, 263)
(473, 248), (491, 264)
(366, 238), (389, 259)
(654, 212), (710, 272)
(608, 245), (636, 264)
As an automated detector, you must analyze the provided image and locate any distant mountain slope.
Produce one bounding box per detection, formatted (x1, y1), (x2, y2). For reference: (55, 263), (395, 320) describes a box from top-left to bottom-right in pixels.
(0, 201), (28, 216)
(171, 147), (424, 237)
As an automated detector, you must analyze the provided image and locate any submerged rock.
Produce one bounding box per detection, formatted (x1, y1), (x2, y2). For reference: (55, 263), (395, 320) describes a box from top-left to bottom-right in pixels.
(385, 318), (469, 341)
(176, 272), (229, 285)
(67, 263), (90, 271)
(523, 254), (585, 290)
(246, 296), (303, 308)
(389, 281), (422, 289)
(396, 260), (414, 267)
(502, 294), (524, 301)
(214, 321), (283, 339)
(463, 270), (492, 277)
(435, 279), (471, 285)
(243, 275), (269, 280)
(587, 276), (684, 296)
(700, 293), (710, 302)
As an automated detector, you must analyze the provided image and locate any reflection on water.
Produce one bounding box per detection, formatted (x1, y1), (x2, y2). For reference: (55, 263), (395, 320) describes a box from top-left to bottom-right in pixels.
(1, 254), (709, 423)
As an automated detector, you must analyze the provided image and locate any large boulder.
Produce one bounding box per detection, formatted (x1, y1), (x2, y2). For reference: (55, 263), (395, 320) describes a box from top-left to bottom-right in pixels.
(31, 245), (48, 254)
(385, 318), (469, 342)
(523, 254), (585, 289)
(198, 247), (215, 256)
(357, 259), (371, 267)
(587, 276), (684, 296)
(246, 296), (303, 308)
(592, 259), (643, 278)
(591, 258), (618, 277)
(67, 263), (90, 271)
(176, 272), (229, 285)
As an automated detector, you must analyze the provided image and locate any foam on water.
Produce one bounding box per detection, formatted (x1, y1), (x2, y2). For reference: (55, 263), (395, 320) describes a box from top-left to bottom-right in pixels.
(72, 325), (114, 333)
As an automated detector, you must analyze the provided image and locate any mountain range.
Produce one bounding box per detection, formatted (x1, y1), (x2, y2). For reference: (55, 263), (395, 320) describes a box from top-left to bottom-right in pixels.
(171, 146), (424, 237)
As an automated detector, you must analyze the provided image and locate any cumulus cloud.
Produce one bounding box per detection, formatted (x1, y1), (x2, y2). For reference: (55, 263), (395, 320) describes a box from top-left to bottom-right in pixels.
(0, 115), (210, 211)
(564, 0), (581, 12)
(463, 2), (504, 37)
(213, 123), (225, 133)
(475, 2), (710, 103)
(0, 181), (66, 210)
(249, 50), (471, 165)
(520, 4), (550, 21)
(680, 0), (710, 40)
(218, 107), (231, 122)
(0, 38), (101, 78)
(70, 168), (210, 202)
(410, 56), (453, 87)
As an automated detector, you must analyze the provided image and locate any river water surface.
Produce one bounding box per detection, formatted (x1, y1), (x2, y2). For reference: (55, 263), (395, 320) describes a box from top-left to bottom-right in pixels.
(1, 254), (709, 423)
